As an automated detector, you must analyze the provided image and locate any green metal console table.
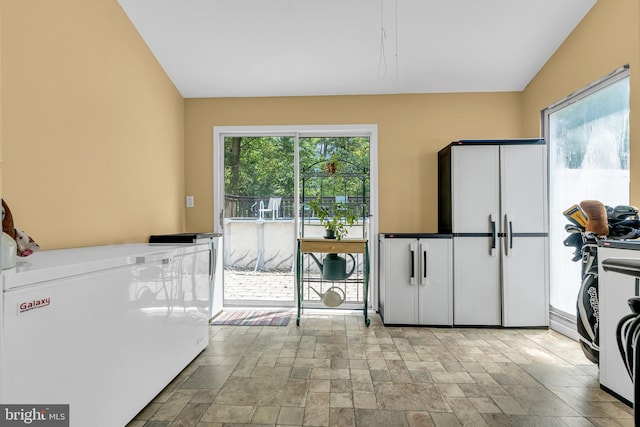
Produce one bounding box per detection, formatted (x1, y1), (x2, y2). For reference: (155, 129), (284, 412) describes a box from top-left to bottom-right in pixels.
(295, 238), (370, 327)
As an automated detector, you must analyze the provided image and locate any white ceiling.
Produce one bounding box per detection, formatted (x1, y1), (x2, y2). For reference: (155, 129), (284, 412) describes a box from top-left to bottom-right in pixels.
(118, 0), (596, 99)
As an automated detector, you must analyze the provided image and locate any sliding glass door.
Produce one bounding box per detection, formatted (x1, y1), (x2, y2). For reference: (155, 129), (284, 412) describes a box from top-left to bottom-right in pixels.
(222, 136), (296, 305)
(214, 126), (376, 308)
(544, 68), (630, 336)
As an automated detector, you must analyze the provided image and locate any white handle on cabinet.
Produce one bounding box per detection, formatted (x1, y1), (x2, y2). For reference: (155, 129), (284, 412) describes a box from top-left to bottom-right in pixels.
(504, 214), (513, 256)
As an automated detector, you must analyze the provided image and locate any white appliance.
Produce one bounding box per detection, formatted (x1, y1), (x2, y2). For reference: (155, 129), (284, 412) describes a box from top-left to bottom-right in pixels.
(210, 234), (223, 318)
(438, 139), (549, 326)
(0, 243), (211, 427)
(597, 241), (640, 404)
(149, 232), (223, 320)
(378, 233), (452, 325)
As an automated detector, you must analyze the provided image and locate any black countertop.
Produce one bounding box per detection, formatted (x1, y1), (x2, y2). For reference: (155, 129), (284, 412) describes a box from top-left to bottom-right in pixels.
(380, 233), (452, 239)
(149, 232), (222, 244)
(598, 239), (640, 250)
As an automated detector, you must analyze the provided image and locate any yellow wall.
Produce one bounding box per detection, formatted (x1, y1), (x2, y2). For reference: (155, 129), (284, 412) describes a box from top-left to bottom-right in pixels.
(185, 93), (523, 233)
(186, 2), (640, 234)
(522, 0), (640, 202)
(1, 0), (632, 248)
(1, 0), (185, 249)
(0, 1), (3, 198)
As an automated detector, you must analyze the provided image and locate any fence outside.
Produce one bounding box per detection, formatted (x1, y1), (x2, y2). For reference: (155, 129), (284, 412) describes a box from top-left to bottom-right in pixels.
(223, 218), (367, 272)
(224, 195), (369, 219)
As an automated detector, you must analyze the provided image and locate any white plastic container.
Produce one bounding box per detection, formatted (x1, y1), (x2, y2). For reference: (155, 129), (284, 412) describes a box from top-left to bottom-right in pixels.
(1, 232), (16, 269)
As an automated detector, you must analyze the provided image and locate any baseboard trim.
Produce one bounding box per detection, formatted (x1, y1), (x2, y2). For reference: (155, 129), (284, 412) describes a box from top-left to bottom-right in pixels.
(549, 311), (580, 341)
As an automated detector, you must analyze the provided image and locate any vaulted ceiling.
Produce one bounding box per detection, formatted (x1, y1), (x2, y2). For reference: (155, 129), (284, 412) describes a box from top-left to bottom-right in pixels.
(118, 0), (596, 98)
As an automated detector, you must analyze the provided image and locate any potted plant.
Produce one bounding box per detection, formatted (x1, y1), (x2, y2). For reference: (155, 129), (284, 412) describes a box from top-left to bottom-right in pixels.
(307, 198), (358, 240)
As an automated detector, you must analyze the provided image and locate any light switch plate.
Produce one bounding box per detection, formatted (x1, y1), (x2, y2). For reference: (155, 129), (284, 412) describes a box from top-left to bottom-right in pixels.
(186, 196), (194, 208)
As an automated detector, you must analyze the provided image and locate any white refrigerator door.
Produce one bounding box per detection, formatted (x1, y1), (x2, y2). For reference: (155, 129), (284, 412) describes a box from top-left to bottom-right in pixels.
(452, 145), (500, 233)
(502, 236), (549, 326)
(418, 238), (452, 325)
(453, 236), (501, 325)
(380, 238), (418, 324)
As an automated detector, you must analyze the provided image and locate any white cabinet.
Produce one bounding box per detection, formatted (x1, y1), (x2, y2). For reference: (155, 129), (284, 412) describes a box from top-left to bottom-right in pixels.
(0, 244), (211, 427)
(502, 236), (549, 326)
(451, 145), (500, 234)
(439, 140), (548, 327)
(500, 144), (549, 327)
(597, 244), (638, 404)
(453, 236), (501, 325)
(379, 234), (452, 325)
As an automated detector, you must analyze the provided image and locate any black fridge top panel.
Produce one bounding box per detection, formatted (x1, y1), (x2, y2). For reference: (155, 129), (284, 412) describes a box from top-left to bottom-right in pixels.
(438, 139), (545, 158)
(381, 233), (452, 239)
(149, 232), (221, 244)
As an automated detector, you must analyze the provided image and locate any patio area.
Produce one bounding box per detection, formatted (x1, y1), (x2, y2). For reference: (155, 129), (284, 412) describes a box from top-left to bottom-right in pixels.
(223, 267), (369, 308)
(224, 269), (295, 302)
(222, 214), (369, 306)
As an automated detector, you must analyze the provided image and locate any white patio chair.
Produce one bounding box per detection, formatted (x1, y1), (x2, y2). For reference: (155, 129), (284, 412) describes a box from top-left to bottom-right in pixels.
(335, 195), (348, 204)
(258, 197), (281, 220)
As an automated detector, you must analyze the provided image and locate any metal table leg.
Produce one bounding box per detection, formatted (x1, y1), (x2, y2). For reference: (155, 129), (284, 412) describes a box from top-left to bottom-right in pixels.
(296, 240), (302, 326)
(364, 242), (370, 327)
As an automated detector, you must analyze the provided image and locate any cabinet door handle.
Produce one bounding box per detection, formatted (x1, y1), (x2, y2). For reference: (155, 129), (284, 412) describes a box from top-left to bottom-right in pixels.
(422, 247), (428, 284)
(509, 219), (513, 249)
(209, 247), (215, 280)
(490, 214), (496, 256)
(503, 214), (513, 256)
(409, 242), (417, 285)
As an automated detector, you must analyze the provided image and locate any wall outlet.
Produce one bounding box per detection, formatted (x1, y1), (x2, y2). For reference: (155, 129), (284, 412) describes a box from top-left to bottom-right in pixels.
(186, 196), (194, 208)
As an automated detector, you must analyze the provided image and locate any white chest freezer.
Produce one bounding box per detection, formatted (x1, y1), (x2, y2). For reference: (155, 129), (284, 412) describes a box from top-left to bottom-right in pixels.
(0, 243), (211, 427)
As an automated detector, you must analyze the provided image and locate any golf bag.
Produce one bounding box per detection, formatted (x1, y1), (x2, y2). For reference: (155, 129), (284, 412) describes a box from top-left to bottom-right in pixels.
(564, 202), (640, 365)
(617, 297), (640, 394)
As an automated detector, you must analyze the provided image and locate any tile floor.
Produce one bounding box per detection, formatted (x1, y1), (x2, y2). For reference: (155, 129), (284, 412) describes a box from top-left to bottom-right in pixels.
(126, 311), (633, 427)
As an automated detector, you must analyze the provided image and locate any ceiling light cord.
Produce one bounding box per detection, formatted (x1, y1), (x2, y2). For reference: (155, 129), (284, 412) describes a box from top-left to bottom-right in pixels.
(378, 25), (387, 79)
(394, 0), (398, 77)
(378, 0), (398, 79)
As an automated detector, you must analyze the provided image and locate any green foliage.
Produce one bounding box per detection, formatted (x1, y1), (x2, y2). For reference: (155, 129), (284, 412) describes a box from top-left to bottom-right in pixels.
(224, 135), (370, 199)
(307, 199), (357, 240)
(224, 136), (295, 197)
(300, 137), (369, 199)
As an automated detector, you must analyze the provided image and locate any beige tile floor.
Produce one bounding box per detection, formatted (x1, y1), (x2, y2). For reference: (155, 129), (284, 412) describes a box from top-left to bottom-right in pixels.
(126, 311), (633, 427)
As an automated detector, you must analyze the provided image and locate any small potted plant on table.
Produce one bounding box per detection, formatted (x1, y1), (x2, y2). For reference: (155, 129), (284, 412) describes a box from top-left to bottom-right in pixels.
(307, 198), (357, 240)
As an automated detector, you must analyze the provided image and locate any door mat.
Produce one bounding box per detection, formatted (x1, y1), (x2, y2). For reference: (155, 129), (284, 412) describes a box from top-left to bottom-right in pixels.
(211, 310), (291, 326)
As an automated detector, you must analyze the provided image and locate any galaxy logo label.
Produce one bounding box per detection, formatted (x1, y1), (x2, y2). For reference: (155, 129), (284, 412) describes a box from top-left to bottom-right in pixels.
(18, 298), (50, 315)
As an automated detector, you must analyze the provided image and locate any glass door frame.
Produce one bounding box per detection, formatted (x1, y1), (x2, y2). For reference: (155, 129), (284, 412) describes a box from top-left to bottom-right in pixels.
(213, 124), (379, 308)
(542, 65), (630, 339)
